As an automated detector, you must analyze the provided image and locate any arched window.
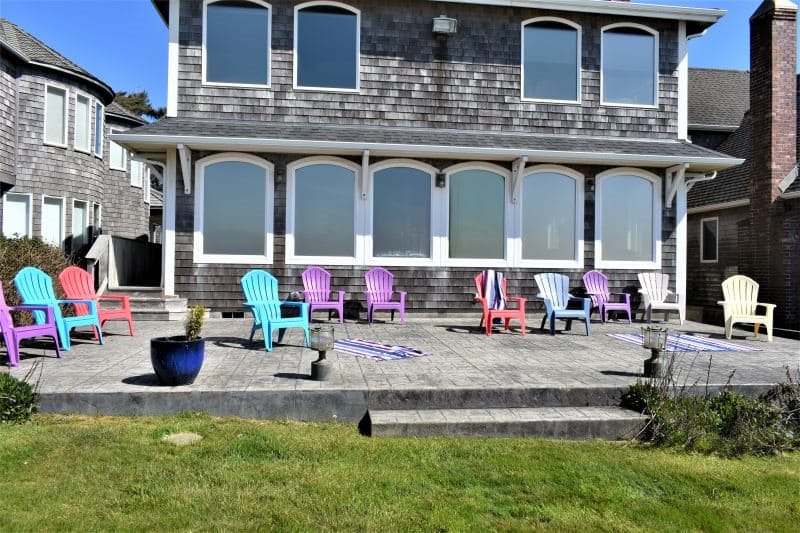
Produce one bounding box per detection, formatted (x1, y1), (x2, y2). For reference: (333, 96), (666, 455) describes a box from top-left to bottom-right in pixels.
(445, 163), (509, 263)
(595, 169), (661, 269)
(521, 18), (580, 102)
(601, 24), (658, 106)
(519, 166), (583, 266)
(369, 160), (435, 264)
(203, 0), (271, 86)
(287, 157), (359, 263)
(294, 2), (360, 90)
(194, 154), (274, 264)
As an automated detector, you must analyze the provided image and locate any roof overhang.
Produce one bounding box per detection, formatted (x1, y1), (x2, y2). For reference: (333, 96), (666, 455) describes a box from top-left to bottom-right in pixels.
(0, 171), (15, 187)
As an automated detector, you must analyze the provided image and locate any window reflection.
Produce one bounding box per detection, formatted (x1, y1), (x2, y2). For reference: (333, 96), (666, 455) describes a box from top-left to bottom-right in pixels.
(600, 175), (654, 261)
(373, 167), (431, 258)
(523, 21), (578, 101)
(603, 27), (655, 105)
(206, 0), (270, 85)
(449, 169), (505, 259)
(296, 5), (358, 89)
(522, 172), (576, 260)
(294, 163), (355, 256)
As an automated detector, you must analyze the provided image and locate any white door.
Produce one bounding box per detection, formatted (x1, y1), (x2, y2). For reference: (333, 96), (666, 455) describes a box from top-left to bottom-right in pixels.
(42, 197), (64, 246)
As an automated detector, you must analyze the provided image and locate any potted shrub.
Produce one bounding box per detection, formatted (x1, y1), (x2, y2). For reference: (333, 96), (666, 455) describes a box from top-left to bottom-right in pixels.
(150, 305), (205, 386)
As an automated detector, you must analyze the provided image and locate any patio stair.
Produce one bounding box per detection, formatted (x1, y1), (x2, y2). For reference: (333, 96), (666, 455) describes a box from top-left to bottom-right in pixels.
(105, 287), (187, 321)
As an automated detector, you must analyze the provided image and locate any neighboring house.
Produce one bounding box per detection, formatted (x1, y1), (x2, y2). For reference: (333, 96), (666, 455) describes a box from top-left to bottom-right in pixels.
(687, 1), (799, 335)
(115, 0), (742, 314)
(0, 18), (151, 255)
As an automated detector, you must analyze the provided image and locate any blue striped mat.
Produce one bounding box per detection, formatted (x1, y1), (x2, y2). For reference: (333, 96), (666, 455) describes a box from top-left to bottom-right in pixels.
(334, 339), (430, 361)
(607, 333), (762, 352)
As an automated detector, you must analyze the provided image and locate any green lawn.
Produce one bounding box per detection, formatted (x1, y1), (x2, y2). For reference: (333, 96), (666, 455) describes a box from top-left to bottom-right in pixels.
(1, 414), (799, 531)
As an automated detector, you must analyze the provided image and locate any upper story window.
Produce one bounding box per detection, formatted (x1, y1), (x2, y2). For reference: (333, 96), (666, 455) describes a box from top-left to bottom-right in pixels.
(94, 103), (104, 156)
(204, 0), (271, 86)
(595, 168), (661, 269)
(44, 84), (68, 146)
(294, 2), (359, 91)
(74, 94), (91, 152)
(522, 18), (580, 102)
(601, 24), (658, 107)
(131, 160), (145, 188)
(109, 129), (127, 171)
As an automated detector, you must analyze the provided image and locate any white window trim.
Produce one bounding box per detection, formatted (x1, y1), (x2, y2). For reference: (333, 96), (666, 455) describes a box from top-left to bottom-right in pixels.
(2, 192), (33, 238)
(293, 1), (361, 93)
(43, 83), (68, 148)
(73, 92), (92, 153)
(94, 102), (104, 158)
(520, 17), (582, 104)
(41, 195), (65, 247)
(515, 164), (584, 268)
(193, 153), (274, 264)
(442, 162), (512, 268)
(699, 216), (719, 264)
(600, 22), (659, 109)
(144, 167), (151, 204)
(109, 128), (128, 171)
(594, 167), (662, 270)
(71, 198), (89, 251)
(286, 156), (363, 265)
(366, 159), (439, 266)
(202, 0), (272, 89)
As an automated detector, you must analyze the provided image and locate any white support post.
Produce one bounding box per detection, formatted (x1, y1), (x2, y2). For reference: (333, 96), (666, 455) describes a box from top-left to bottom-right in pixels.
(177, 143), (192, 195)
(510, 155), (528, 203)
(361, 149), (370, 199)
(665, 163), (688, 208)
(167, 0), (179, 117)
(675, 177), (688, 322)
(677, 21), (689, 141)
(163, 149), (177, 297)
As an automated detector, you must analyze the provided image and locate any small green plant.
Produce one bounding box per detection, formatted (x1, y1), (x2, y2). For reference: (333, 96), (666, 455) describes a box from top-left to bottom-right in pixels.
(185, 305), (205, 341)
(0, 372), (39, 423)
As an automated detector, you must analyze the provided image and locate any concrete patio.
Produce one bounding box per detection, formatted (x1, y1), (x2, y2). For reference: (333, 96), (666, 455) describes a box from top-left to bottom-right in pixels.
(5, 313), (798, 431)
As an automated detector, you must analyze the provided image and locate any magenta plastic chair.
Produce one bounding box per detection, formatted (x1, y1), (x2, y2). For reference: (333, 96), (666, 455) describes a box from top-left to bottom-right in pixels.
(364, 267), (406, 325)
(302, 267), (344, 323)
(582, 270), (632, 323)
(1, 281), (62, 366)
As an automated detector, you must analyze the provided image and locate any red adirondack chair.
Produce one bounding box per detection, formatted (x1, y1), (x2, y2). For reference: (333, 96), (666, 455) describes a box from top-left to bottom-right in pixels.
(364, 267), (406, 325)
(302, 266), (344, 323)
(582, 270), (631, 323)
(58, 266), (134, 336)
(1, 280), (62, 366)
(474, 271), (526, 336)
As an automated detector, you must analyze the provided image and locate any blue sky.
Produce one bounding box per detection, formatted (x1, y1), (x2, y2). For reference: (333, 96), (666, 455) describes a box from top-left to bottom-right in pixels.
(0, 0), (772, 109)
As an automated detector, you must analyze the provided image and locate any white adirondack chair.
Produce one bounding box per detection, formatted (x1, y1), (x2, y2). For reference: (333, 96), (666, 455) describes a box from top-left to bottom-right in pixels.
(718, 275), (776, 342)
(637, 273), (684, 325)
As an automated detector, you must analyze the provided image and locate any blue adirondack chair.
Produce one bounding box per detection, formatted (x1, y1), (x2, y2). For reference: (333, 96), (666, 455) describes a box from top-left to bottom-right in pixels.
(13, 266), (104, 351)
(534, 273), (591, 336)
(241, 270), (310, 352)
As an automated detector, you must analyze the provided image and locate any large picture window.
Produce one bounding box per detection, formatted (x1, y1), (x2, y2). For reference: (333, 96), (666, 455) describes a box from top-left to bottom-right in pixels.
(194, 154), (273, 264)
(370, 162), (433, 262)
(44, 85), (67, 146)
(204, 0), (271, 86)
(295, 2), (359, 90)
(447, 166), (507, 262)
(522, 18), (580, 102)
(2, 193), (32, 238)
(602, 24), (657, 106)
(596, 169), (661, 269)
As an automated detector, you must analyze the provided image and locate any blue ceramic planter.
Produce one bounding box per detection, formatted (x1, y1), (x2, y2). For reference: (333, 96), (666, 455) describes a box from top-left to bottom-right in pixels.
(150, 336), (205, 386)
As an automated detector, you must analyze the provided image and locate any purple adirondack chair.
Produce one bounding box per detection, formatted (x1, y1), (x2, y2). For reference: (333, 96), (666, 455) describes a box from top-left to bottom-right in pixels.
(582, 270), (632, 323)
(1, 281), (62, 367)
(301, 267), (344, 323)
(364, 267), (406, 325)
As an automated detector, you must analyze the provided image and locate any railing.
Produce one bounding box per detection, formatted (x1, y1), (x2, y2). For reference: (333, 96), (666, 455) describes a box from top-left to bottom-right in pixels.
(85, 234), (111, 293)
(85, 235), (161, 291)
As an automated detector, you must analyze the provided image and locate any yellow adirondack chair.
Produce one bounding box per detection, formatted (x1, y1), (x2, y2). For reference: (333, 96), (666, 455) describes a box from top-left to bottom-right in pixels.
(718, 275), (776, 342)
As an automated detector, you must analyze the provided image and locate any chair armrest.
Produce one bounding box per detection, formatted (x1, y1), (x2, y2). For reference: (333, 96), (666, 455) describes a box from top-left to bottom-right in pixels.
(335, 290), (345, 303)
(506, 296), (527, 312)
(280, 301), (305, 309)
(756, 302), (777, 312)
(58, 298), (98, 315)
(11, 304), (57, 325)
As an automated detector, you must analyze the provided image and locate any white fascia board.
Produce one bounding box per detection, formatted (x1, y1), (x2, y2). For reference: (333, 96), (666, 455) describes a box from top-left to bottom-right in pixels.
(430, 0), (725, 23)
(688, 123), (741, 132)
(687, 198), (749, 214)
(112, 133), (745, 171)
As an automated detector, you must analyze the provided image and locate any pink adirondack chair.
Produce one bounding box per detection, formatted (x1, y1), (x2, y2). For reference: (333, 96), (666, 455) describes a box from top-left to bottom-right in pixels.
(58, 266), (134, 336)
(582, 270), (631, 323)
(1, 281), (62, 366)
(301, 266), (344, 323)
(474, 271), (526, 336)
(364, 267), (406, 325)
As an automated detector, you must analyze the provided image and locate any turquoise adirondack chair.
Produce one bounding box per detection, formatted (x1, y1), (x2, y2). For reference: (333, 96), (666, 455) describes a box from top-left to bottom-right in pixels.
(534, 273), (591, 336)
(241, 270), (310, 352)
(13, 266), (103, 351)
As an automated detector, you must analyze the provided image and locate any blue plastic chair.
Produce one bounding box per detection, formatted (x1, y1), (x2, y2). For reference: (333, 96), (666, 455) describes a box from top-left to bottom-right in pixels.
(534, 273), (591, 336)
(241, 270), (310, 352)
(13, 266), (104, 351)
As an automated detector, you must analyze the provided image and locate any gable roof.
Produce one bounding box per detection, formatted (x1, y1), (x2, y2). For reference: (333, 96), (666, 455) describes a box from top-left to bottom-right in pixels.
(106, 101), (147, 127)
(688, 68), (750, 130)
(0, 18), (114, 103)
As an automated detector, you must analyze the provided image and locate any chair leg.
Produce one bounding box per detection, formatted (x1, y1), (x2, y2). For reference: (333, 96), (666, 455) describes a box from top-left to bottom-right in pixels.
(128, 317), (135, 336)
(304, 327), (310, 347)
(753, 322), (760, 338)
(565, 319), (573, 331)
(391, 310), (395, 322)
(626, 309), (632, 324)
(277, 328), (287, 344)
(52, 334), (62, 359)
(264, 325), (273, 352)
(248, 324), (257, 347)
(725, 318), (733, 340)
(585, 315), (591, 336)
(95, 322), (104, 345)
(486, 313), (493, 336)
(549, 314), (556, 336)
(767, 322), (773, 342)
(57, 322), (71, 351)
(540, 314), (547, 331)
(519, 313), (526, 336)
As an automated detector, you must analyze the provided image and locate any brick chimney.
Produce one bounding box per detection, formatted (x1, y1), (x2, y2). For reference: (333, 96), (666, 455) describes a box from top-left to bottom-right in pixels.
(748, 0), (797, 313)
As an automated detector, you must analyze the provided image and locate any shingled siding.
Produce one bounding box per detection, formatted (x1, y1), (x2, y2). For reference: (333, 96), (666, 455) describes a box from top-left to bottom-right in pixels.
(173, 153), (677, 316)
(175, 0), (679, 138)
(0, 59), (15, 183)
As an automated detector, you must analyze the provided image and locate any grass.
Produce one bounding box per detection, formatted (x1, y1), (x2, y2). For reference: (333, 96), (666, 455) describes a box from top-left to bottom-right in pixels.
(1, 414), (799, 531)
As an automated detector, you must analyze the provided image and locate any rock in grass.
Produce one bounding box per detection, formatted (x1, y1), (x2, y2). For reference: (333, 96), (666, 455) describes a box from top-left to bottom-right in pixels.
(162, 432), (203, 446)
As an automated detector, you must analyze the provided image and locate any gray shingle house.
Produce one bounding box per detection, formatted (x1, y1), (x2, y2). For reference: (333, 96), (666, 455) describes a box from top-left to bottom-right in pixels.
(115, 0), (743, 315)
(686, 1), (800, 335)
(0, 19), (151, 253)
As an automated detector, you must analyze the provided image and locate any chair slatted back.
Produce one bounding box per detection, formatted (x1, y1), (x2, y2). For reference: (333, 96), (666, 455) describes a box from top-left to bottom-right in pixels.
(637, 273), (671, 303)
(58, 266), (96, 315)
(534, 273), (571, 310)
(302, 266), (331, 303)
(721, 275), (759, 316)
(582, 270), (609, 308)
(14, 267), (59, 324)
(241, 270), (281, 320)
(365, 267), (394, 303)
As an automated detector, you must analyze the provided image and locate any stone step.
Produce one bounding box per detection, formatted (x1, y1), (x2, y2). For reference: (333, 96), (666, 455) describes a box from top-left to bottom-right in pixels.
(132, 309), (189, 321)
(125, 296), (188, 312)
(366, 406), (647, 440)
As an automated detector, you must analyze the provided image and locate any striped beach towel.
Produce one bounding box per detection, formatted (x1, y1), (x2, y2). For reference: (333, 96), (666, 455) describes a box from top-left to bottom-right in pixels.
(334, 339), (430, 361)
(482, 269), (507, 311)
(607, 333), (762, 352)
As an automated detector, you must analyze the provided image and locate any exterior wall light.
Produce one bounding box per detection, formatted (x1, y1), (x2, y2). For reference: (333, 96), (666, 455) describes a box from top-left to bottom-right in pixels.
(433, 15), (457, 36)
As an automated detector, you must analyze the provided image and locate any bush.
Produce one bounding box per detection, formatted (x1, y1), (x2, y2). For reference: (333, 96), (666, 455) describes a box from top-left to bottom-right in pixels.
(0, 372), (39, 423)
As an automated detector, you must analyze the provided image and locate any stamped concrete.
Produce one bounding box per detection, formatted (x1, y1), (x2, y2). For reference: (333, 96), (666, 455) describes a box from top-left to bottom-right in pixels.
(5, 315), (799, 422)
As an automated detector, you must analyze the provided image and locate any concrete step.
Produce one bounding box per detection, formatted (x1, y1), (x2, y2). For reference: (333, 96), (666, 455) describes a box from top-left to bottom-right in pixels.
(126, 296), (188, 312)
(366, 406), (647, 439)
(132, 309), (189, 322)
(105, 287), (188, 320)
